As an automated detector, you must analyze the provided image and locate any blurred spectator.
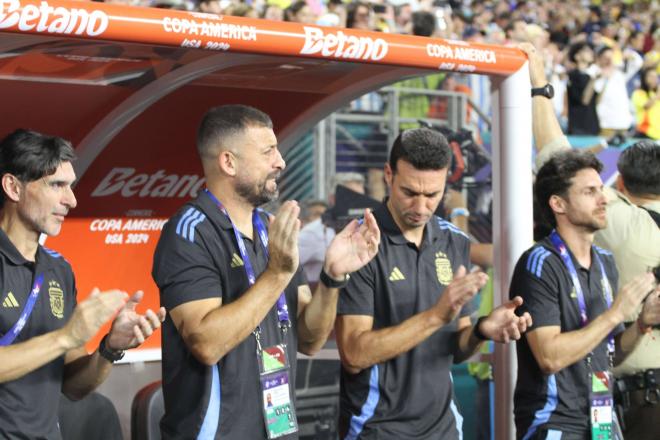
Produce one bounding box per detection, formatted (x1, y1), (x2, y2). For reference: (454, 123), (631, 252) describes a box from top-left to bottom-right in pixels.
(395, 11), (444, 127)
(427, 73), (472, 123)
(152, 0), (189, 9)
(593, 45), (642, 137)
(632, 68), (660, 140)
(300, 199), (328, 226)
(346, 1), (373, 31)
(198, 0), (222, 14)
(319, 0), (346, 28)
(566, 41), (600, 135)
(582, 5), (605, 35)
(225, 2), (258, 17)
(298, 173), (366, 285)
(262, 3), (284, 21)
(505, 18), (528, 44)
(394, 2), (413, 34)
(347, 2), (383, 113)
(643, 28), (660, 73)
(284, 0), (317, 23)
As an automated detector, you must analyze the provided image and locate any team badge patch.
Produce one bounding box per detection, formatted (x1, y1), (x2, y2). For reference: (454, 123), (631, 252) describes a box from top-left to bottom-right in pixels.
(48, 280), (64, 319)
(435, 252), (453, 285)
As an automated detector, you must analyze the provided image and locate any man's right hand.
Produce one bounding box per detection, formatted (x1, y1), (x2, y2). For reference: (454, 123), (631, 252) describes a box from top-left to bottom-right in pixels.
(518, 42), (548, 88)
(431, 266), (489, 324)
(59, 289), (128, 350)
(610, 272), (657, 323)
(267, 200), (301, 276)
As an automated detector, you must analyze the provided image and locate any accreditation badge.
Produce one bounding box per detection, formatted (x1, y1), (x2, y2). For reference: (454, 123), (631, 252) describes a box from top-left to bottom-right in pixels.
(589, 371), (613, 440)
(258, 345), (298, 439)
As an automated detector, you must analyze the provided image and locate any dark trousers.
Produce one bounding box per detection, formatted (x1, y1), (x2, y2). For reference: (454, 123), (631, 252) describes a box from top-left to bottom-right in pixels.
(620, 388), (660, 440)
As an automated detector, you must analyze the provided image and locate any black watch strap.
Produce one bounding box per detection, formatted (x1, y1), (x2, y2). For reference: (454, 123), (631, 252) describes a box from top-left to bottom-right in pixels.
(473, 316), (489, 341)
(531, 83), (554, 99)
(319, 268), (349, 289)
(98, 334), (125, 363)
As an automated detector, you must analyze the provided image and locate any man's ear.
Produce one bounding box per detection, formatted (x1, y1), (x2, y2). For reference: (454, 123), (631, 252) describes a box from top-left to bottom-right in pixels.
(217, 150), (238, 177)
(1, 174), (22, 203)
(615, 174), (626, 193)
(384, 162), (393, 188)
(549, 194), (567, 216)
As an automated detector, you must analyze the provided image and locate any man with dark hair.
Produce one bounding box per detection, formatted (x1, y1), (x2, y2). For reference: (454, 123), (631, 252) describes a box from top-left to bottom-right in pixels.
(521, 42), (660, 439)
(0, 129), (165, 439)
(346, 1), (372, 30)
(411, 10), (435, 37)
(152, 104), (380, 439)
(566, 41), (600, 135)
(510, 148), (659, 439)
(335, 128), (532, 439)
(595, 141), (660, 287)
(593, 140), (660, 439)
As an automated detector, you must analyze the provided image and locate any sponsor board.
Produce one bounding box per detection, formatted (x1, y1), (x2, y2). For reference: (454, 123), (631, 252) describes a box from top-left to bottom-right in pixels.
(89, 217), (167, 245)
(162, 16), (257, 40)
(300, 26), (388, 61)
(45, 217), (166, 351)
(0, 0), (526, 76)
(91, 167), (205, 199)
(0, 0), (108, 36)
(426, 43), (497, 68)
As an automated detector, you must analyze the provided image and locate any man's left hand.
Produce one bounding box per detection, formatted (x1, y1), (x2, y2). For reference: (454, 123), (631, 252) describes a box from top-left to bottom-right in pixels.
(106, 291), (167, 350)
(323, 208), (380, 280)
(478, 296), (532, 343)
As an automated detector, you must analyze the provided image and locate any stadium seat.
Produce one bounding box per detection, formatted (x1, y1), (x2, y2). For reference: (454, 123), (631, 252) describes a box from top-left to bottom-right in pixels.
(131, 381), (164, 440)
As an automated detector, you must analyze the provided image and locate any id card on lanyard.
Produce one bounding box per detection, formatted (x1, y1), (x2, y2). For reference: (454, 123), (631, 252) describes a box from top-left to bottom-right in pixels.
(549, 231), (616, 440)
(205, 190), (298, 439)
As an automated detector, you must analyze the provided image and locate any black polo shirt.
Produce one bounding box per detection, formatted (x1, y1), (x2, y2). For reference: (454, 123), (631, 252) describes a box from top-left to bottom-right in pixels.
(0, 229), (76, 440)
(510, 236), (623, 439)
(152, 192), (304, 440)
(337, 202), (474, 440)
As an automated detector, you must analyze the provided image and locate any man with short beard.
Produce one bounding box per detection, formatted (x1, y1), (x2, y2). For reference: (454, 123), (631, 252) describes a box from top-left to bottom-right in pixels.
(510, 149), (660, 439)
(152, 105), (381, 439)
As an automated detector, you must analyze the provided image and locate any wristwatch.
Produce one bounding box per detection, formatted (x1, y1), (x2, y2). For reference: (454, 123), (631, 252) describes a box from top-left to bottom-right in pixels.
(473, 316), (489, 341)
(319, 268), (349, 289)
(531, 83), (554, 99)
(98, 334), (125, 363)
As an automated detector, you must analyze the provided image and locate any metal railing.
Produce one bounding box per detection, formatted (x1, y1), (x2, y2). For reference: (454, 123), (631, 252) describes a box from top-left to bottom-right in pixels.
(282, 84), (492, 202)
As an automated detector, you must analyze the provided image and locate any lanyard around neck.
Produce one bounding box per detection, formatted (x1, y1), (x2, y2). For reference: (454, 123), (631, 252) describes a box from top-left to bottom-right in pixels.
(0, 273), (44, 346)
(548, 230), (615, 361)
(204, 190), (291, 337)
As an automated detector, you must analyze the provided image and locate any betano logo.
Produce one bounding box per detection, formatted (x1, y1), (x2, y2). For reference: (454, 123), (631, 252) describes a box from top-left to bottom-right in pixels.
(300, 26), (388, 61)
(0, 0), (109, 37)
(91, 168), (206, 198)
